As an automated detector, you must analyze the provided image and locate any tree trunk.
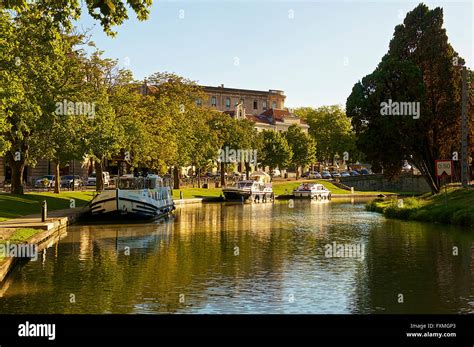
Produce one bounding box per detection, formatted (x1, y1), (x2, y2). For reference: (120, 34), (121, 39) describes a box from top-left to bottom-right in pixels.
(6, 150), (26, 195)
(245, 162), (250, 180)
(412, 159), (439, 193)
(173, 166), (180, 190)
(54, 161), (60, 194)
(197, 167), (201, 188)
(220, 162), (225, 187)
(95, 159), (104, 192)
(296, 166), (300, 180)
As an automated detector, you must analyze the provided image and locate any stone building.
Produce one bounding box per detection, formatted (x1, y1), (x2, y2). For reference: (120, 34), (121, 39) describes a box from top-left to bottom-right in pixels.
(199, 84), (286, 115)
(200, 84), (308, 133)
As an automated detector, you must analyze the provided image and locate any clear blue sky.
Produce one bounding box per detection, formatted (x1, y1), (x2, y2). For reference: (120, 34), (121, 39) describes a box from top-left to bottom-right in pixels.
(76, 0), (473, 108)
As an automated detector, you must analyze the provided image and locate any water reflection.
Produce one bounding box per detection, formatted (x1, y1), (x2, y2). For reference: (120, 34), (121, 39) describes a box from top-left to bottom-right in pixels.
(0, 200), (473, 314)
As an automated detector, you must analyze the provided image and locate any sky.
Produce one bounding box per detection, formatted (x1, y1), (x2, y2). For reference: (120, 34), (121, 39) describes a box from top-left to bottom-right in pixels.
(76, 0), (473, 108)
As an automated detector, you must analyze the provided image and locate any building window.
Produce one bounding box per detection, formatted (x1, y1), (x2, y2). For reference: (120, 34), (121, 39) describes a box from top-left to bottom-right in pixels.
(253, 100), (258, 110)
(196, 98), (202, 106)
(211, 96), (217, 107)
(272, 101), (277, 109)
(225, 98), (231, 108)
(263, 101), (267, 110)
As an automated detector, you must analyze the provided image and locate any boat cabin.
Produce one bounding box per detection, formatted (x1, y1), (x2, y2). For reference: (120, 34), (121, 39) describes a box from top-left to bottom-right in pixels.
(116, 174), (164, 190)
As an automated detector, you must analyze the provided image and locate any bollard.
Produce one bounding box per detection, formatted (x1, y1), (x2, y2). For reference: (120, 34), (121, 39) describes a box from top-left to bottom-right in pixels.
(180, 191), (183, 200)
(41, 200), (47, 222)
(351, 187), (354, 195)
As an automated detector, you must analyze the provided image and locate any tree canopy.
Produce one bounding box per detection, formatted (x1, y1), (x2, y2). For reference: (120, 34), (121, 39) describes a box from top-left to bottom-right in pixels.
(346, 3), (471, 192)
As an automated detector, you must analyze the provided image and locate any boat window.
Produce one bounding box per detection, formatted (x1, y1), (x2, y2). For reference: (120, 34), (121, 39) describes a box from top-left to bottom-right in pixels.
(117, 177), (164, 190)
(237, 182), (254, 189)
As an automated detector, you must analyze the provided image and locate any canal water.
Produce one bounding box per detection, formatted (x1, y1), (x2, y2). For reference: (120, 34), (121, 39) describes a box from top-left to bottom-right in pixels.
(1, 199), (473, 314)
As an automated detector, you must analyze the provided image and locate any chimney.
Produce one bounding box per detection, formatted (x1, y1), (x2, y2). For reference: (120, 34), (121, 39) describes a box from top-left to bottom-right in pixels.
(220, 84), (224, 88)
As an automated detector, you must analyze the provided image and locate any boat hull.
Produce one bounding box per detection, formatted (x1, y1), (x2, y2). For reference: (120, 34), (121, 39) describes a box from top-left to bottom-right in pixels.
(222, 188), (273, 202)
(293, 190), (331, 199)
(89, 188), (175, 220)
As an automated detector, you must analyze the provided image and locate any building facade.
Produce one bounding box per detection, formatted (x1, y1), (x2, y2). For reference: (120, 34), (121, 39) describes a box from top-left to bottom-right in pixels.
(200, 84), (286, 115)
(200, 84), (309, 133)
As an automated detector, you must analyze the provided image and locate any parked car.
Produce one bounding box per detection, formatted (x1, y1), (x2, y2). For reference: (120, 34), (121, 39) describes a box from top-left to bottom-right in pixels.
(86, 172), (110, 187)
(308, 171), (322, 179)
(301, 171), (309, 178)
(34, 175), (55, 188)
(60, 175), (83, 188)
(349, 170), (360, 176)
(271, 169), (281, 177)
(359, 168), (371, 175)
(331, 171), (341, 178)
(340, 171), (351, 177)
(321, 171), (332, 179)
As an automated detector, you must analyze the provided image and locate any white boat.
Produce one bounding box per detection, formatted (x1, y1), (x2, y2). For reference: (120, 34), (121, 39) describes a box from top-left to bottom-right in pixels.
(293, 183), (331, 200)
(89, 174), (175, 219)
(222, 171), (273, 202)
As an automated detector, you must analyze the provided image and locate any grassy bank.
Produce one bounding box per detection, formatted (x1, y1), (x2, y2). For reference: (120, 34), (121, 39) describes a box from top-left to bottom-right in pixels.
(366, 188), (474, 227)
(0, 228), (41, 260)
(172, 187), (222, 200)
(0, 191), (95, 220)
(173, 179), (401, 200)
(271, 179), (399, 196)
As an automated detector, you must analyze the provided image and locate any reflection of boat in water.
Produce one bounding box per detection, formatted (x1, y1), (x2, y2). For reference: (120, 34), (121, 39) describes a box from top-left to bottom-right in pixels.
(89, 175), (175, 219)
(222, 171), (273, 203)
(293, 183), (331, 200)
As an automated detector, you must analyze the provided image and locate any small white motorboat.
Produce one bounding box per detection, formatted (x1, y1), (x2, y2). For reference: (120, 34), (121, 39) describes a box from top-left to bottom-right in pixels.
(222, 171), (273, 202)
(293, 183), (331, 200)
(89, 174), (175, 219)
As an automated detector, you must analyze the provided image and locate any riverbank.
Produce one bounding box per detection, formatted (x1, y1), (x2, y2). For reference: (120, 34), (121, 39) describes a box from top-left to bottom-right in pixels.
(0, 207), (86, 282)
(366, 188), (474, 227)
(0, 181), (408, 220)
(173, 179), (409, 201)
(0, 191), (95, 220)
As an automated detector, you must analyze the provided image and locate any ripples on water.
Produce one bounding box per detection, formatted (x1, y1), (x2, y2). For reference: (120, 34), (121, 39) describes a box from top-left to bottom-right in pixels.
(0, 199), (473, 314)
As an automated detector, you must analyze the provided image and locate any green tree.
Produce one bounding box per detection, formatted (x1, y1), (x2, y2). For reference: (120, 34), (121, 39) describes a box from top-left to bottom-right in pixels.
(285, 125), (316, 179)
(189, 109), (220, 188)
(260, 130), (293, 174)
(208, 112), (238, 187)
(298, 105), (357, 166)
(346, 3), (467, 192)
(0, 9), (81, 194)
(81, 51), (124, 191)
(2, 0), (153, 35)
(146, 72), (206, 189)
(37, 35), (91, 194)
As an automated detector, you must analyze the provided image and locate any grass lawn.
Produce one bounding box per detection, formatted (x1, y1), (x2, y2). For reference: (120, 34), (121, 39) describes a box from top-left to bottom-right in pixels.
(172, 187), (222, 200)
(0, 228), (41, 260)
(172, 179), (403, 200)
(0, 191), (95, 219)
(1, 228), (39, 243)
(366, 188), (474, 227)
(271, 179), (400, 196)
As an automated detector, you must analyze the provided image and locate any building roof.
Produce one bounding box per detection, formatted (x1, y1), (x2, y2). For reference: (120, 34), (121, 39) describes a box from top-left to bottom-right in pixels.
(245, 114), (270, 124)
(201, 85), (285, 97)
(260, 108), (292, 122)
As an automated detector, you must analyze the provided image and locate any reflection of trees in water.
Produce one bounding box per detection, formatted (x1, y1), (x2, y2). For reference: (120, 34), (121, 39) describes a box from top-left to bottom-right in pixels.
(2, 204), (315, 313)
(358, 220), (474, 314)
